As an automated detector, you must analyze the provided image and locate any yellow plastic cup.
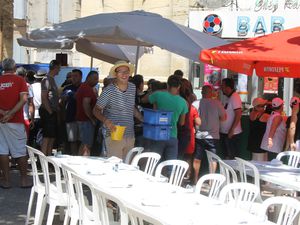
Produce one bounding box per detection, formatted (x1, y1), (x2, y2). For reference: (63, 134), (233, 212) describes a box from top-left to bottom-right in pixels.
(111, 125), (126, 141)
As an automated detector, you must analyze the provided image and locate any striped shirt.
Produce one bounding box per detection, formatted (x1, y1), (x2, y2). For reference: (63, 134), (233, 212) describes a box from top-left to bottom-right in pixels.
(96, 82), (136, 138)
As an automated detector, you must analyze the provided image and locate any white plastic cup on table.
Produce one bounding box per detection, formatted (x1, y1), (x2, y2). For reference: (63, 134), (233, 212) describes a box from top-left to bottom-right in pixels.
(52, 149), (57, 156)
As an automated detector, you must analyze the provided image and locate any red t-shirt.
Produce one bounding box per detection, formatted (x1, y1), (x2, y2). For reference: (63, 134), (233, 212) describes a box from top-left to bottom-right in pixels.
(185, 105), (200, 154)
(75, 83), (97, 121)
(0, 74), (28, 123)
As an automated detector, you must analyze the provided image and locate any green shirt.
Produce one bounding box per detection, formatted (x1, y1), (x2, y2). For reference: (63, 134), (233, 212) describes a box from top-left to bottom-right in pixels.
(149, 91), (188, 138)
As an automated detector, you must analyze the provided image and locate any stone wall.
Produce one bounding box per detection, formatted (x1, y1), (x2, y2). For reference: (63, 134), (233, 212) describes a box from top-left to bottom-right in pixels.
(0, 0), (13, 60)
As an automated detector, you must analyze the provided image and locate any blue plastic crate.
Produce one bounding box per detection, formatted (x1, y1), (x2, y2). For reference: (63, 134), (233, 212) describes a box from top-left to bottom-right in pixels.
(143, 108), (173, 125)
(143, 123), (171, 141)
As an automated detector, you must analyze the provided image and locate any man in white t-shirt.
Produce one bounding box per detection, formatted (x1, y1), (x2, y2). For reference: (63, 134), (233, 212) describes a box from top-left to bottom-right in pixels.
(220, 78), (242, 159)
(28, 70), (46, 147)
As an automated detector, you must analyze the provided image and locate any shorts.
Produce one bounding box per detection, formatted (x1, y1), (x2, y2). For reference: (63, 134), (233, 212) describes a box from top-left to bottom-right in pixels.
(66, 122), (79, 142)
(194, 138), (219, 160)
(39, 107), (58, 138)
(78, 121), (95, 146)
(0, 123), (27, 158)
(105, 137), (135, 161)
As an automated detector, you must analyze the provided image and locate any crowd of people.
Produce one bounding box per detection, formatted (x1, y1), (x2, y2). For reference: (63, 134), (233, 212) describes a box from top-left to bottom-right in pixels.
(0, 57), (299, 188)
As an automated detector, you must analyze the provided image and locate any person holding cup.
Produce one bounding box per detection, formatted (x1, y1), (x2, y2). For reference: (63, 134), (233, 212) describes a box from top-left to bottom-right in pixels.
(93, 61), (143, 161)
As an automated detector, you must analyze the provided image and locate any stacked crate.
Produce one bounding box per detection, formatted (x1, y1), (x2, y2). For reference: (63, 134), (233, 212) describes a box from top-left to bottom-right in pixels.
(143, 108), (173, 141)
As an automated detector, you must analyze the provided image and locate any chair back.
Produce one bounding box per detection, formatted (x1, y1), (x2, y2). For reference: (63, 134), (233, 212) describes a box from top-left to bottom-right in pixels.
(94, 186), (128, 225)
(26, 145), (44, 188)
(155, 160), (189, 187)
(206, 150), (221, 173)
(219, 182), (260, 212)
(61, 164), (79, 222)
(219, 159), (238, 184)
(127, 206), (165, 225)
(195, 173), (226, 199)
(131, 152), (161, 175)
(39, 155), (65, 200)
(261, 196), (300, 225)
(235, 157), (262, 202)
(72, 173), (101, 225)
(276, 151), (300, 168)
(124, 147), (144, 164)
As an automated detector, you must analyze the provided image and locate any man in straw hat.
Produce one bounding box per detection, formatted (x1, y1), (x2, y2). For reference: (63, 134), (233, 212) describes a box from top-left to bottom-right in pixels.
(93, 60), (143, 160)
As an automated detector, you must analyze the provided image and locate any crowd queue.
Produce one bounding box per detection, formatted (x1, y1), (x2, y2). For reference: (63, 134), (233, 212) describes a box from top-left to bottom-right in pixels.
(0, 57), (299, 188)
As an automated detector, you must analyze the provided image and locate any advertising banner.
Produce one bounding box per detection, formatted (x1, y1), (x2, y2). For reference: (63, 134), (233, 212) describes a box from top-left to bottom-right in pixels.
(264, 77), (278, 94)
(189, 7), (300, 38)
(204, 64), (222, 89)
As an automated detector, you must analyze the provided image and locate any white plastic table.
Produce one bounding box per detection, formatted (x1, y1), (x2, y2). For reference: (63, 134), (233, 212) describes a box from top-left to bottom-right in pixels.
(224, 160), (300, 192)
(53, 156), (275, 225)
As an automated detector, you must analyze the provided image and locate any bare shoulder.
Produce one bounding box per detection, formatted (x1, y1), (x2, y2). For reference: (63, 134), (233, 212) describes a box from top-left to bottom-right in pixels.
(259, 113), (270, 122)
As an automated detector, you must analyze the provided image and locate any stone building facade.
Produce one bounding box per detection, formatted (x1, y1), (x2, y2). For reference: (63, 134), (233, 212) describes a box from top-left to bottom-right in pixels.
(0, 0), (14, 60)
(11, 0), (211, 81)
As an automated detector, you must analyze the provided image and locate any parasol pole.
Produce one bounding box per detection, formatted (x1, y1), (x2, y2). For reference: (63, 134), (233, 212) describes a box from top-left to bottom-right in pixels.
(90, 57), (93, 70)
(134, 45), (140, 75)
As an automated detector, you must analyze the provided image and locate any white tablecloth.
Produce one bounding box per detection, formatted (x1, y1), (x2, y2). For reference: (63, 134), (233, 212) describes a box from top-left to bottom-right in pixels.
(224, 160), (300, 192)
(53, 156), (274, 225)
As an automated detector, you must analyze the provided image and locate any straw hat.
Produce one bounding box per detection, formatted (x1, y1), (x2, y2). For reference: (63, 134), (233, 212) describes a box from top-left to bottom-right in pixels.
(109, 61), (134, 78)
(34, 69), (47, 78)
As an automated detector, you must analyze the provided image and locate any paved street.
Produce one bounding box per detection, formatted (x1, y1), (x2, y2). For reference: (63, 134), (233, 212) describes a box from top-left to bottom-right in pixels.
(0, 169), (61, 225)
(0, 169), (32, 224)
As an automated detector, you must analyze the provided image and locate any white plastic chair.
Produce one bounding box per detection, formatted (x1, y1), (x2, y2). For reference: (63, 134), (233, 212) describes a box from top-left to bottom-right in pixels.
(219, 182), (260, 212)
(39, 155), (68, 225)
(25, 145), (46, 225)
(61, 164), (80, 225)
(195, 173), (226, 199)
(260, 196), (300, 225)
(219, 159), (238, 184)
(155, 160), (189, 187)
(94, 186), (128, 225)
(72, 173), (101, 225)
(131, 152), (161, 175)
(205, 150), (222, 174)
(276, 151), (300, 168)
(127, 205), (165, 225)
(235, 157), (263, 202)
(124, 147), (144, 164)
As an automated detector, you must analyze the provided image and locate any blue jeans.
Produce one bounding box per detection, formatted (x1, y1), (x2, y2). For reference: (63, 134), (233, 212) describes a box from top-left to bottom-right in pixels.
(220, 133), (242, 159)
(149, 137), (178, 161)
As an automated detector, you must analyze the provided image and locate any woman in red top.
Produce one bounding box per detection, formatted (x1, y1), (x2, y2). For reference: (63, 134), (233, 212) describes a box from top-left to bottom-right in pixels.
(179, 79), (201, 182)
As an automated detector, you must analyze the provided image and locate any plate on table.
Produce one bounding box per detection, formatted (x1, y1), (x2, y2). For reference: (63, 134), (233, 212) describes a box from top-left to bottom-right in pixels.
(67, 159), (86, 165)
(86, 169), (106, 176)
(55, 154), (70, 158)
(104, 156), (123, 163)
(269, 159), (283, 166)
(141, 197), (168, 207)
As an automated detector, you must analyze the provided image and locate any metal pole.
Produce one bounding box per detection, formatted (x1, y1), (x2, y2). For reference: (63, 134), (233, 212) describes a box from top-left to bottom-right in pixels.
(283, 78), (294, 116)
(134, 45), (140, 75)
(90, 57), (93, 70)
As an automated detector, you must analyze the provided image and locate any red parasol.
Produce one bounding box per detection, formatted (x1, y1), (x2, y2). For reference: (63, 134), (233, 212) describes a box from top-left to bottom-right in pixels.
(200, 27), (300, 78)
